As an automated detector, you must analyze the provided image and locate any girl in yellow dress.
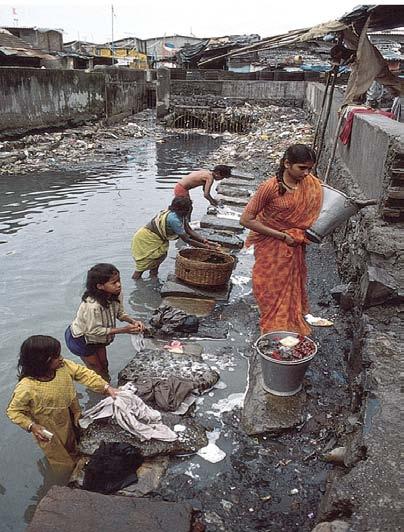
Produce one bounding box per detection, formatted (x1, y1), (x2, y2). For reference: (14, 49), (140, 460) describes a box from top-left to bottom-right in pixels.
(6, 335), (119, 474)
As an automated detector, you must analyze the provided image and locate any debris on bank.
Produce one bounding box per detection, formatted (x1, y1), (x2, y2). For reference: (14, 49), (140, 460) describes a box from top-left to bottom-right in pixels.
(0, 112), (157, 175)
(206, 104), (313, 173)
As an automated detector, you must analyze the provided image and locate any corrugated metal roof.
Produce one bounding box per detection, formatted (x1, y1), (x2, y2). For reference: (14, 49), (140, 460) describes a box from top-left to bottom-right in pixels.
(0, 28), (55, 59)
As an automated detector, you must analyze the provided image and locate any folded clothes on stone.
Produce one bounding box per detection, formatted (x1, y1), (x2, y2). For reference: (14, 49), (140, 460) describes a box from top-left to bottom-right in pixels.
(80, 382), (177, 442)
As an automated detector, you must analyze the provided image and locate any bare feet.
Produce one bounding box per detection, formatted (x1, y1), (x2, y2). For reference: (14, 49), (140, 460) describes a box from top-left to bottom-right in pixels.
(132, 271), (143, 280)
(150, 268), (159, 278)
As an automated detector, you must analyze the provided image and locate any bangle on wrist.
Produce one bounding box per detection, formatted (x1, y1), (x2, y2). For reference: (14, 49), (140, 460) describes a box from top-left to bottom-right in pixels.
(27, 422), (34, 432)
(281, 233), (286, 241)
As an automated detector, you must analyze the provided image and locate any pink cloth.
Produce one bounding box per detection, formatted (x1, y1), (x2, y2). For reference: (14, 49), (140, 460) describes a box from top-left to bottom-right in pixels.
(339, 108), (395, 145)
(174, 182), (190, 198)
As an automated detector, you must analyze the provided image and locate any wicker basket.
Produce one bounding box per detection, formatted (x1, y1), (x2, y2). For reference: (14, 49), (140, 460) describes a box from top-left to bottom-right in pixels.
(175, 248), (235, 288)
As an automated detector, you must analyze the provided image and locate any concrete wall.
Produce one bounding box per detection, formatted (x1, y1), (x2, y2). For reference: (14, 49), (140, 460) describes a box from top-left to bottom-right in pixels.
(104, 69), (147, 118)
(305, 82), (404, 205)
(170, 80), (306, 106)
(305, 83), (403, 201)
(0, 67), (147, 137)
(304, 81), (403, 305)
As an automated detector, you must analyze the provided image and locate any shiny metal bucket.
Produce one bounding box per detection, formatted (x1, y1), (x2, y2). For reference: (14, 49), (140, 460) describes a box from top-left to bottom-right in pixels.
(255, 331), (317, 396)
(306, 184), (359, 244)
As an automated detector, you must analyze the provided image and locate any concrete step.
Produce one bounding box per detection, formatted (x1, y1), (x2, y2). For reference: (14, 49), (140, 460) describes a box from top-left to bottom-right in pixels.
(161, 273), (232, 302)
(200, 214), (244, 233)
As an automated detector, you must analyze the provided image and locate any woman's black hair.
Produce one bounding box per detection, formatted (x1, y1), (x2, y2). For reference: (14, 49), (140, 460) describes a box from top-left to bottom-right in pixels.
(276, 144), (316, 195)
(82, 263), (120, 307)
(17, 335), (61, 380)
(169, 197), (192, 216)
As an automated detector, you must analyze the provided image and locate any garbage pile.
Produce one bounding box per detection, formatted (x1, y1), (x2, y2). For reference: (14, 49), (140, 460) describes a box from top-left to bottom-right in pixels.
(0, 116), (155, 175)
(207, 104), (313, 173)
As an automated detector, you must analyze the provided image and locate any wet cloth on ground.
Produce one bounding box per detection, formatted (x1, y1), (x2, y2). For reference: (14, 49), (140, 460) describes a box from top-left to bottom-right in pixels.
(134, 376), (197, 412)
(131, 210), (185, 272)
(80, 382), (177, 442)
(82, 442), (143, 494)
(149, 305), (199, 335)
(244, 175), (322, 335)
(6, 359), (107, 472)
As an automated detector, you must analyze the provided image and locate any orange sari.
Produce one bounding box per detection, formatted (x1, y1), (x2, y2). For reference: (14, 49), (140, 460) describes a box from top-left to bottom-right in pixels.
(244, 175), (322, 335)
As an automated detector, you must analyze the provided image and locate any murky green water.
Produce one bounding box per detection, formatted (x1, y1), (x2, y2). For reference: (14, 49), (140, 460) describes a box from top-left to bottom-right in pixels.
(0, 132), (230, 531)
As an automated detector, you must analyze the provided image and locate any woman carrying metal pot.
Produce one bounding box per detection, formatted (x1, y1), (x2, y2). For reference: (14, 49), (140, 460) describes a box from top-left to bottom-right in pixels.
(240, 144), (322, 335)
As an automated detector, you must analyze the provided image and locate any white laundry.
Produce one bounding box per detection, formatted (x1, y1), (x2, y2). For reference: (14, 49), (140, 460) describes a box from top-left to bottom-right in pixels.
(216, 205), (240, 220)
(131, 333), (145, 353)
(197, 428), (226, 463)
(305, 314), (333, 327)
(80, 382), (177, 442)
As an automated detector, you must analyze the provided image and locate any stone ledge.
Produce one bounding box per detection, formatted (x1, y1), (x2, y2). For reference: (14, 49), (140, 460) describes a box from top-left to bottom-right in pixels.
(241, 353), (306, 436)
(27, 486), (193, 532)
(161, 274), (232, 302)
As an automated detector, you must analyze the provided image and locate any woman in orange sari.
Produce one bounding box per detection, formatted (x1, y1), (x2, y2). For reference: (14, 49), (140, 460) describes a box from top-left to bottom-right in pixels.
(240, 144), (322, 336)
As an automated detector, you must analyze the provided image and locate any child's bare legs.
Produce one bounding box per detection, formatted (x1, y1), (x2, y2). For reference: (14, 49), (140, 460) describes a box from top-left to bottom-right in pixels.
(132, 270), (143, 280)
(80, 346), (110, 381)
(95, 346), (110, 382)
(80, 354), (103, 375)
(150, 253), (167, 278)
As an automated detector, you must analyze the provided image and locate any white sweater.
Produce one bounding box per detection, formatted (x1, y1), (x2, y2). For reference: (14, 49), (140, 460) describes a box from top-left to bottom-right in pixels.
(70, 293), (130, 345)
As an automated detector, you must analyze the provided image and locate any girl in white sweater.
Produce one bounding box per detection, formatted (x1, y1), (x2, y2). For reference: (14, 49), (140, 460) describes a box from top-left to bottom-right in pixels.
(65, 263), (144, 380)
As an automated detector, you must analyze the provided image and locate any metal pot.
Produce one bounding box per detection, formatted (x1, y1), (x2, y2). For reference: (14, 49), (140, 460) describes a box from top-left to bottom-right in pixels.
(306, 184), (359, 244)
(255, 331), (317, 396)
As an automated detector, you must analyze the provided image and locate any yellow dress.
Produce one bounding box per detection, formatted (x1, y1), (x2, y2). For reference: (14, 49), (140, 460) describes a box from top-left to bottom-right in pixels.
(6, 359), (107, 473)
(131, 209), (179, 272)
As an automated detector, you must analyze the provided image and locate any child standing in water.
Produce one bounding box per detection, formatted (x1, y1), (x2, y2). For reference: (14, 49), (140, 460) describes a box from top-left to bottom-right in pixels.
(6, 335), (119, 474)
(65, 263), (144, 380)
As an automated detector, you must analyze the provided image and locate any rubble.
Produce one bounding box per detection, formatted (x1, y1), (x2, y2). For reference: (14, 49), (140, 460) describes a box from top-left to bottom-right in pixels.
(360, 265), (398, 307)
(0, 113), (156, 175)
(206, 104), (313, 175)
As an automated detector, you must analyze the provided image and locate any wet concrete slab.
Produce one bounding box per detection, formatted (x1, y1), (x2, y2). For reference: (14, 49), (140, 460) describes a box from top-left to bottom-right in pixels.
(161, 273), (232, 302)
(198, 227), (244, 248)
(216, 194), (249, 207)
(221, 177), (256, 188)
(27, 486), (193, 532)
(230, 171), (255, 181)
(241, 353), (306, 436)
(216, 184), (252, 197)
(79, 413), (207, 458)
(200, 214), (244, 233)
(162, 296), (216, 317)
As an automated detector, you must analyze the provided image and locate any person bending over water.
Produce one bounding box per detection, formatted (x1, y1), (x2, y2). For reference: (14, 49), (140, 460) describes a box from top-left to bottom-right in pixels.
(131, 197), (218, 279)
(174, 165), (232, 206)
